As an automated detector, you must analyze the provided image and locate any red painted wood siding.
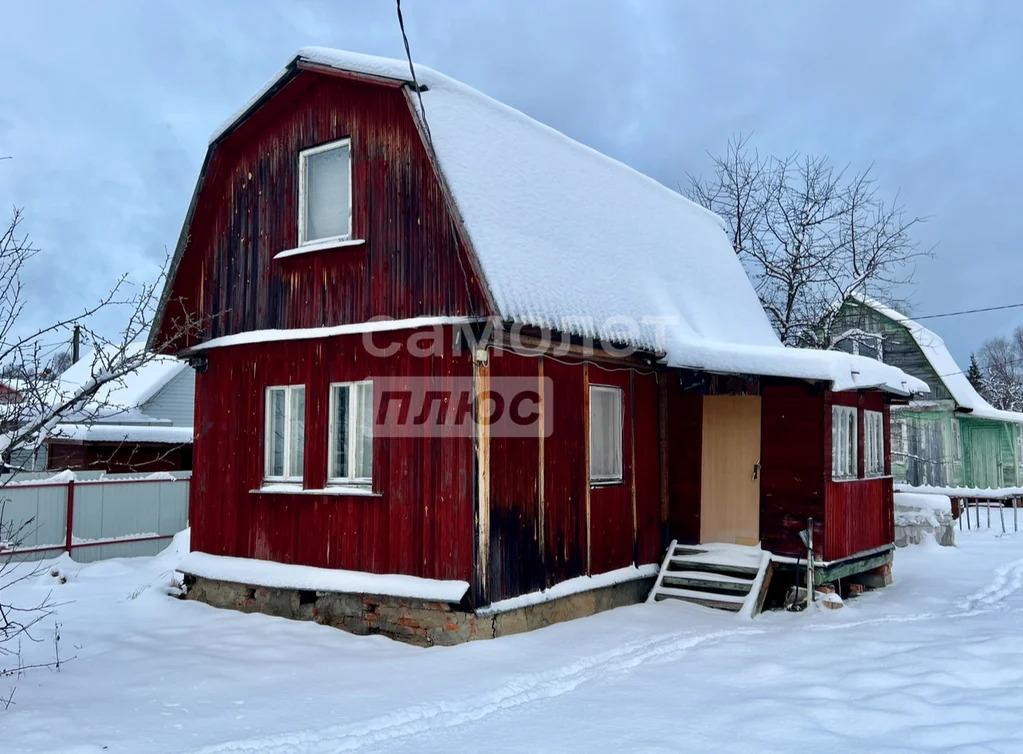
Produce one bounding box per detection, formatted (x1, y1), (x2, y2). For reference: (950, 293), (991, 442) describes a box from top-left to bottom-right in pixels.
(485, 351), (660, 602)
(665, 383), (702, 545)
(156, 70), (490, 350)
(824, 477), (894, 560)
(760, 382), (827, 557)
(822, 390), (893, 561)
(190, 328), (475, 582)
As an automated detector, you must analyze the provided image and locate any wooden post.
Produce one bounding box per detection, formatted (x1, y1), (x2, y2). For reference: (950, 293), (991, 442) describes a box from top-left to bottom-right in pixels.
(65, 479), (75, 555)
(1000, 502), (1006, 534)
(537, 357), (545, 566)
(1014, 497), (1019, 533)
(965, 500), (971, 530)
(976, 499), (981, 529)
(987, 500), (991, 529)
(473, 353), (491, 605)
(583, 363), (591, 576)
(957, 499), (963, 531)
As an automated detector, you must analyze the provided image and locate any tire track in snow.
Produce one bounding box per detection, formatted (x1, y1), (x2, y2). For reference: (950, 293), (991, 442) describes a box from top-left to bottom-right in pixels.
(185, 625), (763, 754)
(959, 557), (1023, 613)
(804, 556), (1023, 634)
(185, 556), (1023, 753)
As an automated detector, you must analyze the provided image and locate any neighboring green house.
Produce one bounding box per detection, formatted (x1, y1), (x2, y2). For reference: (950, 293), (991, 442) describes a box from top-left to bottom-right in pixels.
(833, 295), (1023, 489)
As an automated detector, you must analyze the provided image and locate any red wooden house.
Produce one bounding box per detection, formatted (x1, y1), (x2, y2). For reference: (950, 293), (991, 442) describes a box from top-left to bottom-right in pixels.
(153, 48), (925, 644)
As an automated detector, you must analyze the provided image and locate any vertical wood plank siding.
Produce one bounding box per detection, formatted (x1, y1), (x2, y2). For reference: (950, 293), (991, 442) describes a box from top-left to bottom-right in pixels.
(824, 477), (893, 560)
(190, 329), (475, 583)
(665, 383), (703, 544)
(156, 71), (490, 350)
(761, 384), (891, 560)
(485, 351), (661, 602)
(760, 383), (827, 556)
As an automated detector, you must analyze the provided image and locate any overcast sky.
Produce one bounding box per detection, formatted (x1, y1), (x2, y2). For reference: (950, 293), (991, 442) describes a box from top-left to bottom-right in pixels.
(1, 0), (1021, 364)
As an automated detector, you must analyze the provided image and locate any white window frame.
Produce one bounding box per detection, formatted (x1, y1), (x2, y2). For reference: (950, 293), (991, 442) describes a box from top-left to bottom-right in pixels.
(327, 380), (374, 487)
(832, 405), (859, 481)
(864, 410), (885, 477)
(264, 384), (306, 483)
(589, 385), (624, 484)
(298, 137), (353, 246)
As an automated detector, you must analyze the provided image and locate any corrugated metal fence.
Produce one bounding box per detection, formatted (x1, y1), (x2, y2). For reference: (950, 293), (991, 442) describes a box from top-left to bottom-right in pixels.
(0, 471), (189, 562)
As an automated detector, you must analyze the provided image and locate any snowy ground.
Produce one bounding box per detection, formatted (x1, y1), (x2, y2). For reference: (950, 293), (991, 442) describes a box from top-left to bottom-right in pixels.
(4, 527), (1023, 753)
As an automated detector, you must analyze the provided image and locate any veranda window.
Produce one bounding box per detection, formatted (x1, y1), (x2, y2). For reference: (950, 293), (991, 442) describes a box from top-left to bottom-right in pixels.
(864, 410), (885, 477)
(328, 381), (374, 485)
(590, 385), (623, 483)
(265, 385), (306, 482)
(299, 138), (352, 245)
(832, 405), (858, 480)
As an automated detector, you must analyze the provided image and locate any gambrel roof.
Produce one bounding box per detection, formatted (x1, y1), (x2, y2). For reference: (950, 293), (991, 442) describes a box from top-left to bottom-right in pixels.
(153, 47), (926, 396)
(852, 294), (1022, 422)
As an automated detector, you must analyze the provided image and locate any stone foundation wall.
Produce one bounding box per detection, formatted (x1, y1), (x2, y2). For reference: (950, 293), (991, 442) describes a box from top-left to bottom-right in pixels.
(183, 574), (655, 647)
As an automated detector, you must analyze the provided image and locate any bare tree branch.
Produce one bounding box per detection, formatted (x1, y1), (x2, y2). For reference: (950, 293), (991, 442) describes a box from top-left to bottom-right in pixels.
(687, 134), (931, 346)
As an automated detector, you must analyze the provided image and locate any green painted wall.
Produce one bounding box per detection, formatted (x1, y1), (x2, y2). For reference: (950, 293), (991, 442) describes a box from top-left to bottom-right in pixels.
(836, 299), (1022, 489)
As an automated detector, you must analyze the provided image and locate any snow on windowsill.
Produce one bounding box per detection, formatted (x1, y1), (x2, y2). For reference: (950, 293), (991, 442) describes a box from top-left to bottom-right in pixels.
(831, 474), (892, 484)
(478, 563), (659, 615)
(273, 237), (366, 260)
(178, 551), (469, 603)
(251, 484), (380, 497)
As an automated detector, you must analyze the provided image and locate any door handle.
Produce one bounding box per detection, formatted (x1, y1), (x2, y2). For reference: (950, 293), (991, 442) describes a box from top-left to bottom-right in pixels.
(752, 460), (762, 481)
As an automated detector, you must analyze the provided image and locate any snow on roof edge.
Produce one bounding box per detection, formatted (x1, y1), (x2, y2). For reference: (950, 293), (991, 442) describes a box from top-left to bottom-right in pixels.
(851, 294), (1023, 423)
(179, 551), (470, 604)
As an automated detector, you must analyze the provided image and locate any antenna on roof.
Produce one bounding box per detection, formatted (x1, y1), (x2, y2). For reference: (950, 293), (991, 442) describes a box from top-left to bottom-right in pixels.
(396, 0), (434, 151)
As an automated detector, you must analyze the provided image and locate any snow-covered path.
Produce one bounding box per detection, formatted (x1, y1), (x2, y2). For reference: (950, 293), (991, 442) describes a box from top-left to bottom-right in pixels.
(4, 529), (1023, 753)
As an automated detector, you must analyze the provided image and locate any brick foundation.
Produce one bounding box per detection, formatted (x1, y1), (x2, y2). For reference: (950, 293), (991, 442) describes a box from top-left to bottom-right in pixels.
(183, 574), (655, 646)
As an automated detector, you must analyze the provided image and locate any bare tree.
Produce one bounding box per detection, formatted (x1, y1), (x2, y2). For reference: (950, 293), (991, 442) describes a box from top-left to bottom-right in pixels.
(687, 134), (930, 346)
(977, 331), (1023, 411)
(0, 192), (198, 696)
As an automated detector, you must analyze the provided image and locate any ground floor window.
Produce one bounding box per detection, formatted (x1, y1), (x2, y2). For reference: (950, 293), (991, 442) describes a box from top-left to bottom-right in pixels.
(328, 381), (374, 485)
(864, 410), (884, 477)
(832, 405), (858, 480)
(265, 385), (306, 482)
(589, 385), (623, 483)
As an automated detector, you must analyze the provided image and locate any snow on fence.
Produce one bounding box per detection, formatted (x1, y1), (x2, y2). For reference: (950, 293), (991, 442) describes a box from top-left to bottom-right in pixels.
(0, 471), (190, 563)
(896, 484), (1023, 535)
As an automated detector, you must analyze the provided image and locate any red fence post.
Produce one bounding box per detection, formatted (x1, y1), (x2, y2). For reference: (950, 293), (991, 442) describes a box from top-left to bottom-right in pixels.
(65, 479), (75, 555)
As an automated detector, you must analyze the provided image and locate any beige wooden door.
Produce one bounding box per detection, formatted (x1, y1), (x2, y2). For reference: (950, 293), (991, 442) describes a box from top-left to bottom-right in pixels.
(700, 395), (762, 545)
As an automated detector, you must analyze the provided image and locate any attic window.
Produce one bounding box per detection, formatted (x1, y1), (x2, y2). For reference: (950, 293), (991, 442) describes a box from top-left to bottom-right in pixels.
(298, 138), (352, 245)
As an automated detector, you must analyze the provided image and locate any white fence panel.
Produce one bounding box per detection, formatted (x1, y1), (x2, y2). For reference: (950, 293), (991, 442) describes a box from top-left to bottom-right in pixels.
(0, 485), (67, 562)
(0, 473), (189, 564)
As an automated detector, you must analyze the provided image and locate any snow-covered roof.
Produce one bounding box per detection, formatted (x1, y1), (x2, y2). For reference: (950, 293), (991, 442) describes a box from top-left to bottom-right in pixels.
(54, 342), (189, 420)
(174, 47), (927, 396)
(852, 294), (1023, 423)
(47, 424), (194, 445)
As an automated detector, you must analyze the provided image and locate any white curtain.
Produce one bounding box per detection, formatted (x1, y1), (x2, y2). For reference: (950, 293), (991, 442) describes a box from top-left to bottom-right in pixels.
(590, 386), (623, 481)
(288, 387), (305, 478)
(304, 144), (350, 242)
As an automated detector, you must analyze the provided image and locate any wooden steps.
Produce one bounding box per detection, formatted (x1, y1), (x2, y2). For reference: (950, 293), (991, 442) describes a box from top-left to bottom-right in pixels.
(647, 540), (773, 616)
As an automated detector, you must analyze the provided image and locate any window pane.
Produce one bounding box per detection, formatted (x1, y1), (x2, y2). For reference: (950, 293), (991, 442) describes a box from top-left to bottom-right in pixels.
(354, 383), (374, 480)
(331, 385), (349, 479)
(268, 389), (285, 477)
(304, 144), (350, 242)
(590, 387), (622, 480)
(289, 387), (305, 478)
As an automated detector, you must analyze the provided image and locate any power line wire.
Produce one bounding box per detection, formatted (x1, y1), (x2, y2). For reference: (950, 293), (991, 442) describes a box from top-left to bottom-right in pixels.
(396, 0), (433, 150)
(912, 302), (1023, 322)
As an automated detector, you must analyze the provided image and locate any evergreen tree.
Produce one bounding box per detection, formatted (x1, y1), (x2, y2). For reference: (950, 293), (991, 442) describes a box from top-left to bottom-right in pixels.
(966, 353), (985, 393)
